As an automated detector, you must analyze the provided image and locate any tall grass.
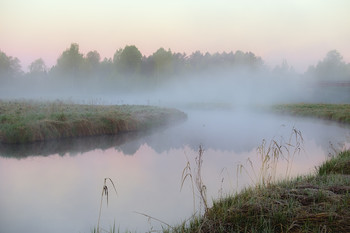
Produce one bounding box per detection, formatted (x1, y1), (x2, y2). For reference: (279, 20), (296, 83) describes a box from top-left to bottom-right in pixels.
(181, 145), (209, 216)
(171, 129), (350, 233)
(87, 136), (350, 232)
(318, 150), (350, 176)
(237, 127), (304, 188)
(96, 178), (118, 233)
(177, 128), (305, 231)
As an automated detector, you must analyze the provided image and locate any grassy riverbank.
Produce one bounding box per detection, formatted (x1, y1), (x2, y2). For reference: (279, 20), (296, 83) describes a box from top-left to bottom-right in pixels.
(168, 104), (350, 232)
(0, 101), (186, 143)
(172, 151), (350, 232)
(273, 103), (350, 124)
(170, 104), (350, 232)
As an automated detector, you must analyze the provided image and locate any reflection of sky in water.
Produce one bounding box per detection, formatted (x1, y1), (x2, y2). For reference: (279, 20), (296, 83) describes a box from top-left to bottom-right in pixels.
(0, 110), (349, 233)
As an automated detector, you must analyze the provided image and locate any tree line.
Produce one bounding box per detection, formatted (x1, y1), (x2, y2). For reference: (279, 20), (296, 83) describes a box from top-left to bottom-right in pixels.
(0, 43), (264, 80)
(1, 43), (350, 83)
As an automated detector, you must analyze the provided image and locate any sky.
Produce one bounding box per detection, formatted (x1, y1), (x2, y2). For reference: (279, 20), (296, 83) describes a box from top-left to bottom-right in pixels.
(1, 0), (349, 72)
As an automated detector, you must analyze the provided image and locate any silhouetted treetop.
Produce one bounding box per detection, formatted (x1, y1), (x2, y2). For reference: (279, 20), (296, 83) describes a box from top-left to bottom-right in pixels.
(117, 45), (142, 74)
(307, 50), (350, 81)
(85, 50), (101, 74)
(54, 43), (84, 76)
(0, 50), (22, 78)
(151, 48), (174, 76)
(6, 43), (349, 88)
(29, 58), (47, 75)
(86, 51), (101, 66)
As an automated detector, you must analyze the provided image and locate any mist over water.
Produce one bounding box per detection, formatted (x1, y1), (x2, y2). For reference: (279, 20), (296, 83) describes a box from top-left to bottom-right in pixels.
(1, 107), (350, 233)
(0, 92), (349, 233)
(0, 72), (347, 109)
(1, 46), (349, 105)
(1, 0), (350, 229)
(1, 47), (350, 233)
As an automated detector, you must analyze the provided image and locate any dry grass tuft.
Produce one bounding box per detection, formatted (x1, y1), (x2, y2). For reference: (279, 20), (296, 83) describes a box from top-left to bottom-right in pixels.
(181, 145), (209, 216)
(97, 178), (118, 233)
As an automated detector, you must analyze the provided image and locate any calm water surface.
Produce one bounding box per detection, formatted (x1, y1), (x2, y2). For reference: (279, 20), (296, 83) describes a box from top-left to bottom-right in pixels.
(0, 109), (349, 233)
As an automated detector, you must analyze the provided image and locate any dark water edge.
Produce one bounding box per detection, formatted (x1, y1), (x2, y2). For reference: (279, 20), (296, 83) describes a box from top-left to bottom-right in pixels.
(0, 106), (188, 158)
(0, 120), (186, 159)
(0, 132), (141, 158)
(2, 109), (350, 159)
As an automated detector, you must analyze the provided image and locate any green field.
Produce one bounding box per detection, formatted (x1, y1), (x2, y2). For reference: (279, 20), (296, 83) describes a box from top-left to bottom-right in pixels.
(0, 100), (186, 143)
(273, 103), (350, 124)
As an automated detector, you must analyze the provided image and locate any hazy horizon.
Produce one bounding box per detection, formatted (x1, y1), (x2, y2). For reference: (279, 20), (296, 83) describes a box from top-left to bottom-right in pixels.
(1, 44), (349, 75)
(1, 0), (350, 72)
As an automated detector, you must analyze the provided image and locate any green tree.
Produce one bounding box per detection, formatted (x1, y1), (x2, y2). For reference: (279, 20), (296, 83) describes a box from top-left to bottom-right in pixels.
(28, 58), (47, 76)
(118, 45), (142, 74)
(189, 51), (205, 71)
(272, 59), (295, 76)
(0, 50), (22, 78)
(113, 48), (123, 65)
(308, 50), (349, 81)
(99, 57), (113, 78)
(85, 50), (101, 73)
(151, 48), (174, 76)
(55, 43), (84, 76)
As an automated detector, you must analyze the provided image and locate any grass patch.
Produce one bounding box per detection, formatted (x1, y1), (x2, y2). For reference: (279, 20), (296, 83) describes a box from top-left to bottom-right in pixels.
(318, 151), (350, 176)
(0, 100), (186, 143)
(273, 103), (350, 124)
(170, 150), (350, 233)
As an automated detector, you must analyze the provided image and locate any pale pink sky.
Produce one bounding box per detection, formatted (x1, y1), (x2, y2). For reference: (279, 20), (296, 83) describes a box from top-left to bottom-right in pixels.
(1, 0), (349, 72)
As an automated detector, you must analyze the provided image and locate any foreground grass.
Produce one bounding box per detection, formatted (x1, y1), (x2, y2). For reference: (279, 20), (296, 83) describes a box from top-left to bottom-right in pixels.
(170, 151), (350, 233)
(273, 103), (350, 124)
(0, 100), (186, 143)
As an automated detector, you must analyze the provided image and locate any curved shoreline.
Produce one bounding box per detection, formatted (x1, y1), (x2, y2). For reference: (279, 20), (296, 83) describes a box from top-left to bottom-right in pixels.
(171, 151), (350, 233)
(170, 104), (350, 233)
(0, 101), (187, 144)
(273, 103), (350, 124)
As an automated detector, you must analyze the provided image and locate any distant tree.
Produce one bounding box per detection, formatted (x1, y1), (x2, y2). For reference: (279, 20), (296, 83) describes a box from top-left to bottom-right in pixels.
(86, 51), (100, 66)
(151, 48), (174, 76)
(188, 51), (205, 71)
(28, 58), (47, 76)
(325, 50), (343, 65)
(54, 43), (84, 76)
(307, 50), (350, 81)
(113, 48), (123, 65)
(117, 45), (142, 74)
(171, 52), (187, 75)
(99, 57), (113, 77)
(233, 50), (245, 64)
(0, 50), (22, 78)
(85, 50), (101, 74)
(186, 50), (263, 72)
(140, 55), (155, 77)
(272, 59), (294, 76)
(231, 51), (264, 71)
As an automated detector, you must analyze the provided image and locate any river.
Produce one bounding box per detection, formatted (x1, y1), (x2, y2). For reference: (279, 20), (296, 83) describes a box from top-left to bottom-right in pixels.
(0, 109), (349, 233)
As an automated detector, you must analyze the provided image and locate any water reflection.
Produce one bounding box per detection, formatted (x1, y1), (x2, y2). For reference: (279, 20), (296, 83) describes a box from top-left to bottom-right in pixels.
(2, 110), (349, 159)
(0, 131), (145, 158)
(0, 142), (338, 233)
(0, 110), (349, 233)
